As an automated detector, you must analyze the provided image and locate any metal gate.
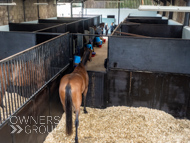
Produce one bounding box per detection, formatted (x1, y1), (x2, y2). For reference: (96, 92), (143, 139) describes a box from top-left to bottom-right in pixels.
(0, 33), (70, 126)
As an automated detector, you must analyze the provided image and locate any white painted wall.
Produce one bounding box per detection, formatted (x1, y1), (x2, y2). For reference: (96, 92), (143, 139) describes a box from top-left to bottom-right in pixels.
(84, 8), (157, 24)
(57, 3), (71, 17)
(57, 3), (83, 17)
(0, 25), (9, 31)
(57, 7), (159, 24)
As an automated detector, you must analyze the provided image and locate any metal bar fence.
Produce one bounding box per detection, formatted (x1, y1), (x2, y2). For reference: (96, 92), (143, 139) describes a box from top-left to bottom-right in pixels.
(0, 33), (70, 126)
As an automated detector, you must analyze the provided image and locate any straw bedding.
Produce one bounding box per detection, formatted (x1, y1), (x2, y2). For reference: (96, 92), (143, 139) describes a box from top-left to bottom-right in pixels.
(0, 92), (27, 121)
(44, 106), (190, 143)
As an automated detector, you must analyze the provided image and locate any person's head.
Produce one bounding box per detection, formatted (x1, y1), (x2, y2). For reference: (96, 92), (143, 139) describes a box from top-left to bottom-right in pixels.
(111, 22), (113, 26)
(106, 23), (108, 26)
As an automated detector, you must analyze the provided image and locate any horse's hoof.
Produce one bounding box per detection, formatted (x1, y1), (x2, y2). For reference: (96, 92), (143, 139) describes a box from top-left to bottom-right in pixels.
(84, 110), (88, 114)
(75, 138), (78, 143)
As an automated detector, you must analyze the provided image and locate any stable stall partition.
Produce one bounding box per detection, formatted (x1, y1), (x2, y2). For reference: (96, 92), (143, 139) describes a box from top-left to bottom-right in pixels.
(0, 31), (61, 60)
(34, 23), (67, 33)
(57, 17), (87, 20)
(0, 32), (96, 143)
(84, 18), (93, 30)
(128, 16), (162, 19)
(124, 18), (168, 24)
(66, 20), (84, 33)
(94, 16), (101, 26)
(120, 23), (183, 38)
(0, 33), (71, 143)
(123, 14), (166, 24)
(84, 16), (101, 30)
(38, 19), (84, 33)
(85, 70), (190, 120)
(108, 36), (190, 74)
(9, 23), (60, 32)
(38, 19), (77, 24)
(38, 16), (101, 33)
(35, 33), (62, 45)
(0, 32), (36, 60)
(105, 36), (190, 119)
(0, 31), (189, 143)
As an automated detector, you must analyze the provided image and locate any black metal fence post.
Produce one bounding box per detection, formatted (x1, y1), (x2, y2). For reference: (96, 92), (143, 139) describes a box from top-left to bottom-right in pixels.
(6, 0), (10, 23)
(162, 1), (167, 17)
(184, 0), (190, 26)
(37, 0), (40, 19)
(23, 0), (26, 22)
(169, 0), (175, 19)
(118, 0), (120, 25)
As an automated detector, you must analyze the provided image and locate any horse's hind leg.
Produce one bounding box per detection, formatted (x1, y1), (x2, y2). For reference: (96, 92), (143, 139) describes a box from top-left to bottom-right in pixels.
(83, 87), (88, 114)
(75, 109), (79, 143)
(72, 91), (82, 143)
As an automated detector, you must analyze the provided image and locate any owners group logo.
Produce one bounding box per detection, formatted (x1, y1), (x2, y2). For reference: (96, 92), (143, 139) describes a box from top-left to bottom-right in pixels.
(10, 116), (61, 134)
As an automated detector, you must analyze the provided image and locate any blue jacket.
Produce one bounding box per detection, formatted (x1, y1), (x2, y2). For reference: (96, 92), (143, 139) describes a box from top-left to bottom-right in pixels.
(110, 25), (114, 31)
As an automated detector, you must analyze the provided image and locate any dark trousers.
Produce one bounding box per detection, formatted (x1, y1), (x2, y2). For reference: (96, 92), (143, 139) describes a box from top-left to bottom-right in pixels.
(106, 30), (108, 35)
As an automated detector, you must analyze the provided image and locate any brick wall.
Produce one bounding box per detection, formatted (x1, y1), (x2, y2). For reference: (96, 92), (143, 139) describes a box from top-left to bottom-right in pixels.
(0, 0), (57, 26)
(172, 0), (186, 24)
(9, 0), (24, 23)
(160, 0), (188, 25)
(0, 6), (8, 25)
(25, 0), (38, 21)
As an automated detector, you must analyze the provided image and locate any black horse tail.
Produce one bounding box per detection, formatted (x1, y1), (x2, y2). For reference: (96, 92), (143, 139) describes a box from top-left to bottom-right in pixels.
(65, 83), (73, 135)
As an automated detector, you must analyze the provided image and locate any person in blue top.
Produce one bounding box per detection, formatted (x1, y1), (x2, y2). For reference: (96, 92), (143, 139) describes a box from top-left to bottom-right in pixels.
(110, 22), (114, 34)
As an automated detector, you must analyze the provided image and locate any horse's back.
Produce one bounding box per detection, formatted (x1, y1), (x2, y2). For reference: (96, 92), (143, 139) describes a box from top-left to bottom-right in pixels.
(73, 64), (89, 87)
(59, 73), (85, 94)
(59, 64), (88, 101)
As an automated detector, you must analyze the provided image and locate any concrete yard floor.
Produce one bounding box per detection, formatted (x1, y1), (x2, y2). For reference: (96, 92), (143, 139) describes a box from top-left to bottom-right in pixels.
(85, 37), (108, 72)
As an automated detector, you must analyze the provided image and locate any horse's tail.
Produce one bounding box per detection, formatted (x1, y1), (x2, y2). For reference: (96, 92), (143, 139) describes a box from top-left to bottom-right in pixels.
(65, 83), (73, 135)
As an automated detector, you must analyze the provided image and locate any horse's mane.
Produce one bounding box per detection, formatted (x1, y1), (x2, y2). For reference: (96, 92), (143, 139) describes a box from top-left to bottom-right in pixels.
(81, 49), (90, 66)
(73, 63), (85, 74)
(78, 63), (84, 68)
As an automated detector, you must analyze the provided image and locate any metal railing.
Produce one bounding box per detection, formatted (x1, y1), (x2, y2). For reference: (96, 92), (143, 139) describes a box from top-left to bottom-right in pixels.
(0, 33), (70, 125)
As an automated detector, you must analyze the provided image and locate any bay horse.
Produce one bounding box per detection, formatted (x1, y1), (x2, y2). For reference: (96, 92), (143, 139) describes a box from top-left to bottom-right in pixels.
(59, 49), (91, 143)
(59, 63), (89, 143)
